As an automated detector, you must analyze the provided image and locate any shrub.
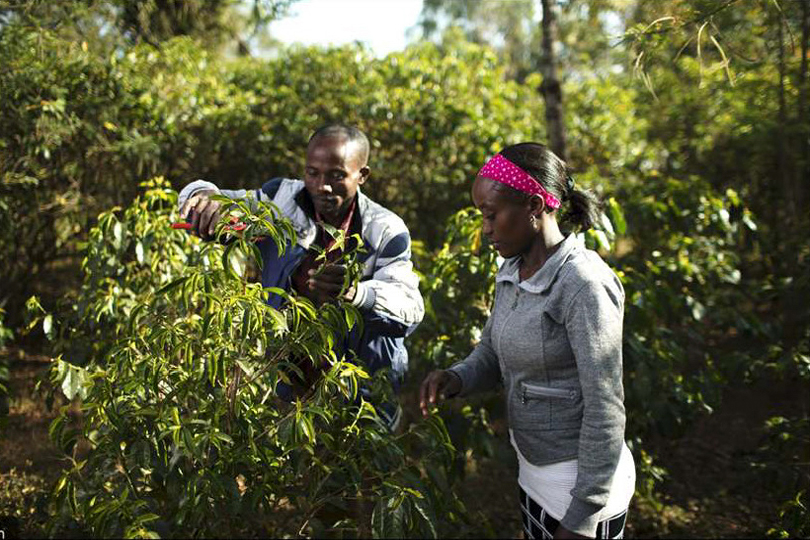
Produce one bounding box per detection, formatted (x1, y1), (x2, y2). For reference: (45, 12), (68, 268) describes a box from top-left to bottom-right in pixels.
(43, 179), (464, 538)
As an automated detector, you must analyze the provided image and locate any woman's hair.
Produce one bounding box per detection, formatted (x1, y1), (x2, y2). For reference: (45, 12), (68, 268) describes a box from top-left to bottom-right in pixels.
(496, 142), (600, 231)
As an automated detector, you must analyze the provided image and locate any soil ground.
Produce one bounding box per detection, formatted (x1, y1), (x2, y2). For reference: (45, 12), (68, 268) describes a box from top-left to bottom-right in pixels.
(1, 349), (806, 538)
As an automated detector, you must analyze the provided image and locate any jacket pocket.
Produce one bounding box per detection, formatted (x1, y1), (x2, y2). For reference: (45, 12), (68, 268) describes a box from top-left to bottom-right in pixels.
(522, 382), (577, 402)
(513, 382), (582, 430)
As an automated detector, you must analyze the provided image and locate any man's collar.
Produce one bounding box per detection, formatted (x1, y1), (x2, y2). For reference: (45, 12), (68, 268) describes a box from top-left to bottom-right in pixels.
(495, 233), (580, 293)
(294, 186), (316, 218)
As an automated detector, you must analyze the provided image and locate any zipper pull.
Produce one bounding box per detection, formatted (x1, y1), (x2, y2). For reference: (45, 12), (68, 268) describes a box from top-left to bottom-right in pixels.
(522, 387), (526, 404)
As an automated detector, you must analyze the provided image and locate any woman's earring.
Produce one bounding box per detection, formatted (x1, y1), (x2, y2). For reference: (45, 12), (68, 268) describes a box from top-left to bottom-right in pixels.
(530, 215), (537, 230)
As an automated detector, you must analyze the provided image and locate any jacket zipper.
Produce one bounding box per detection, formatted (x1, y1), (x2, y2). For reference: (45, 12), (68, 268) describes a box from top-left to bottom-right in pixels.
(522, 382), (577, 404)
(496, 288), (521, 356)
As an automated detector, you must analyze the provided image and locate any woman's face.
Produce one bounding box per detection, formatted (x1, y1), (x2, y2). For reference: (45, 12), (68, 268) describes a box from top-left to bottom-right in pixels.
(472, 176), (536, 258)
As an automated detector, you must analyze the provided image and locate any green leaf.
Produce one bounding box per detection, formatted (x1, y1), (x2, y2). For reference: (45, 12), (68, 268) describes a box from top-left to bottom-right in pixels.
(222, 242), (245, 281)
(742, 213), (757, 231)
(59, 360), (89, 400)
(588, 229), (611, 251)
(412, 495), (438, 539)
(344, 305), (358, 331)
(212, 431), (234, 445)
(248, 242), (263, 269)
(112, 220), (124, 250)
(608, 197), (627, 236)
(267, 307), (288, 334)
(241, 305), (252, 341)
(156, 276), (188, 295)
(371, 499), (385, 539)
(599, 211), (615, 239)
(43, 314), (54, 339)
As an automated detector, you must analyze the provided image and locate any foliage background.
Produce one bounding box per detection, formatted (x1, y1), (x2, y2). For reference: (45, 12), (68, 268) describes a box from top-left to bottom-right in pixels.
(1, 0), (808, 537)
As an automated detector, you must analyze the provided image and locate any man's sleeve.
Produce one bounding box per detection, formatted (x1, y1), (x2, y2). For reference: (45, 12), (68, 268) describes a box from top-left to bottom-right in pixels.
(351, 221), (424, 335)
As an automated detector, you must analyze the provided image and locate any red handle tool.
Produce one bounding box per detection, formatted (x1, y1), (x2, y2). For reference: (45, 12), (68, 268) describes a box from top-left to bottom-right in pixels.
(172, 216), (246, 232)
(171, 219), (263, 240)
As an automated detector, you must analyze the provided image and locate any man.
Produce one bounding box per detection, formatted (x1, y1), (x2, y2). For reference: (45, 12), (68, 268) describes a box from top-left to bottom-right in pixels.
(178, 124), (424, 429)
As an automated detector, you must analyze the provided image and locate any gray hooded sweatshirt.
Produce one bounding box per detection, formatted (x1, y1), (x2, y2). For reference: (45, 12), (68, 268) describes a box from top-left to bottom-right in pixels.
(448, 233), (626, 537)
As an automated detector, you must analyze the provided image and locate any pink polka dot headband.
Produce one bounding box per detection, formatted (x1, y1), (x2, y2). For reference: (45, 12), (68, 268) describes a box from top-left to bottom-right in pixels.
(477, 153), (562, 210)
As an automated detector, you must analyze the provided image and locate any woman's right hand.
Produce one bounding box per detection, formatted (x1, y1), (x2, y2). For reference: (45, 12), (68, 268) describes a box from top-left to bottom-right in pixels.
(419, 370), (462, 417)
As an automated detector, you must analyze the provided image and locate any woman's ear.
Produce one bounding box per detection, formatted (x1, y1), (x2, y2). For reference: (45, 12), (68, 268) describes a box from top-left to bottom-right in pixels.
(529, 193), (546, 218)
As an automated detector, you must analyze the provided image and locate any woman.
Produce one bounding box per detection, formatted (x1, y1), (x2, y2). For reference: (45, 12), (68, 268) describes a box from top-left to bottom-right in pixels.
(419, 143), (635, 539)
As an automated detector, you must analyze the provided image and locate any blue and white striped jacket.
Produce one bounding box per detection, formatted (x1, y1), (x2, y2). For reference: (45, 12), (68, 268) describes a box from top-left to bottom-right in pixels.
(178, 178), (425, 385)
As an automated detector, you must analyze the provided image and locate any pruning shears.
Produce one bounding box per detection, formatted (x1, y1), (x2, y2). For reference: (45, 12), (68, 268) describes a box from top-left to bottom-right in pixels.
(171, 217), (265, 241)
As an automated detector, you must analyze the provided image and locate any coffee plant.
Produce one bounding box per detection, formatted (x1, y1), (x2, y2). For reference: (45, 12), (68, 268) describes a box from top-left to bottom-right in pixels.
(41, 178), (465, 538)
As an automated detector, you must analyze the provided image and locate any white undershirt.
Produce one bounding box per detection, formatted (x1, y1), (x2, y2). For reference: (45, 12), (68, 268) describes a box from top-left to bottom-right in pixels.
(510, 430), (636, 521)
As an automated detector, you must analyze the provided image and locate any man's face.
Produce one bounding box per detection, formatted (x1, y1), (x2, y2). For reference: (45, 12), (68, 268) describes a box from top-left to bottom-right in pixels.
(304, 136), (369, 223)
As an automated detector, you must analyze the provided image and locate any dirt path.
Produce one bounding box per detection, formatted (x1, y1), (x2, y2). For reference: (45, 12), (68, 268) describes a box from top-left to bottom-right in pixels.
(630, 375), (808, 538)
(1, 351), (805, 538)
(409, 374), (808, 539)
(1, 351), (67, 538)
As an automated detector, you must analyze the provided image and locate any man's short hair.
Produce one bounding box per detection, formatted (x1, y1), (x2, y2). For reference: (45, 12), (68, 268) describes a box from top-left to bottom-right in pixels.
(309, 124), (370, 166)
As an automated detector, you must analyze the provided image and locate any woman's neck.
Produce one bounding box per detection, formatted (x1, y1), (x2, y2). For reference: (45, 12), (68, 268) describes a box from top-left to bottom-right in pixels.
(519, 219), (566, 279)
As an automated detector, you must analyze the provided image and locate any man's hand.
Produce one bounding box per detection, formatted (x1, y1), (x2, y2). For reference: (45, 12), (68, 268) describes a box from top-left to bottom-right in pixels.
(553, 525), (588, 539)
(419, 370), (461, 417)
(179, 189), (221, 240)
(306, 264), (356, 305)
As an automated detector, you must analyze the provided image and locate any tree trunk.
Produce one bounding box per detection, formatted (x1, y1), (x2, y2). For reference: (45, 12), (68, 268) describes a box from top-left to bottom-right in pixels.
(799, 0), (809, 215)
(777, 15), (793, 226)
(539, 0), (567, 161)
(779, 7), (803, 347)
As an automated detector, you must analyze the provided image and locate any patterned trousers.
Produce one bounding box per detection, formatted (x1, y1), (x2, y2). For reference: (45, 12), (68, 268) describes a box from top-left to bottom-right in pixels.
(519, 487), (627, 539)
